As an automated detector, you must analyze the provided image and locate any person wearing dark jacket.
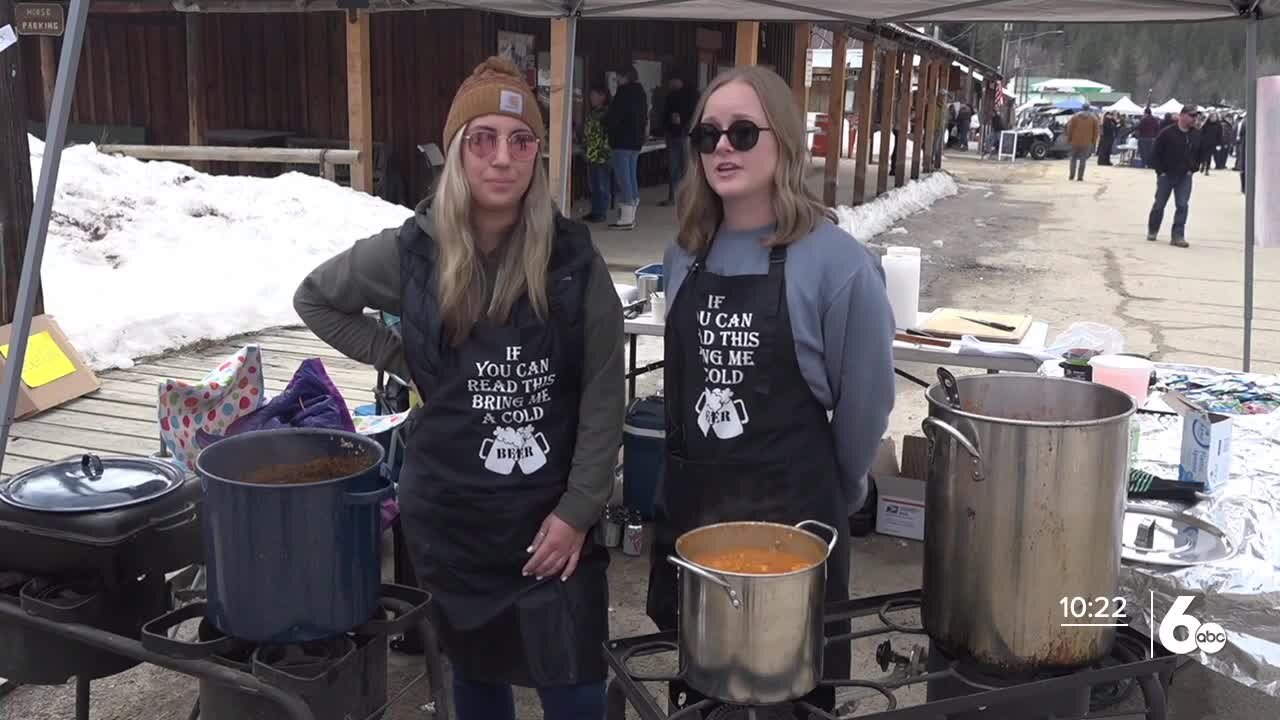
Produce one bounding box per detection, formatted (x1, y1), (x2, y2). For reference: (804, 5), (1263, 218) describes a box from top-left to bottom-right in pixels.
(1238, 118), (1247, 194)
(1136, 109), (1161, 167)
(1098, 113), (1118, 166)
(604, 66), (649, 230)
(1214, 115), (1234, 170)
(658, 75), (698, 207)
(294, 58), (623, 720)
(1199, 113), (1224, 176)
(1147, 105), (1205, 248)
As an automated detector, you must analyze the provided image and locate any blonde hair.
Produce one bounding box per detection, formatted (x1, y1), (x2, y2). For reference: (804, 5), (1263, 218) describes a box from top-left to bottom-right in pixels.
(431, 127), (554, 346)
(676, 66), (835, 256)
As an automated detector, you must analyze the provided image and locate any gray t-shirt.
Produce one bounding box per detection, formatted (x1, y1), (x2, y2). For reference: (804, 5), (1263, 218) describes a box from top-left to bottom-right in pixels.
(663, 220), (895, 510)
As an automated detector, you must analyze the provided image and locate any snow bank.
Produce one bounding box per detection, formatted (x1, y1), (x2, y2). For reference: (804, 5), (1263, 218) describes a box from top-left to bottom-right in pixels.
(834, 171), (958, 243)
(28, 136), (413, 370)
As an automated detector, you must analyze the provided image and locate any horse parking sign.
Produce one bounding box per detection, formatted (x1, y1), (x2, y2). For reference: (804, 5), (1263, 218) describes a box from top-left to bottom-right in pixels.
(16, 3), (65, 37)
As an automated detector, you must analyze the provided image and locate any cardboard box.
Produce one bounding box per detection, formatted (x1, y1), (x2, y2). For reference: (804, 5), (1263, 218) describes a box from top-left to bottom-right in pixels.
(0, 315), (100, 420)
(875, 435), (928, 541)
(1177, 407), (1232, 491)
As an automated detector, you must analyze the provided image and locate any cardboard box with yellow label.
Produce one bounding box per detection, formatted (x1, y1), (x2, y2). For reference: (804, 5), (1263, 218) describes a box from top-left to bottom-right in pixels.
(0, 315), (101, 420)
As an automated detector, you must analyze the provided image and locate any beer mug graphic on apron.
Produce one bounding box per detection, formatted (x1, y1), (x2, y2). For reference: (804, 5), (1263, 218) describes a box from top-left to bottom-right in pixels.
(516, 426), (551, 474)
(695, 388), (750, 439)
(479, 427), (524, 475)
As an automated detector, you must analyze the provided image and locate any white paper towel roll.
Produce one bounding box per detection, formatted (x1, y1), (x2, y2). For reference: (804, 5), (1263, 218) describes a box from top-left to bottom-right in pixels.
(882, 247), (920, 330)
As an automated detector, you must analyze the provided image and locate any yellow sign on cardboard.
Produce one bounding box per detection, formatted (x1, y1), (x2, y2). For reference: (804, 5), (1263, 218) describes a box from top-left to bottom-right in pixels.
(0, 331), (78, 388)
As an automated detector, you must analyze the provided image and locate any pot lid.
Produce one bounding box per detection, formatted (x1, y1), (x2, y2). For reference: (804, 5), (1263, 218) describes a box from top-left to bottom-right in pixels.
(0, 454), (186, 513)
(1121, 504), (1236, 567)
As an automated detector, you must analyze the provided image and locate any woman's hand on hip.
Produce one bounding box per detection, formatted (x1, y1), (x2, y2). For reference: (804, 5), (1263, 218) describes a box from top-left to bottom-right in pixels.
(523, 513), (587, 582)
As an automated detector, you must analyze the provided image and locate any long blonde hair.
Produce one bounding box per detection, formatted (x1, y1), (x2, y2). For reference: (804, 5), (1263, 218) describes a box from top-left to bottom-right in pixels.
(676, 66), (835, 256)
(431, 127), (554, 346)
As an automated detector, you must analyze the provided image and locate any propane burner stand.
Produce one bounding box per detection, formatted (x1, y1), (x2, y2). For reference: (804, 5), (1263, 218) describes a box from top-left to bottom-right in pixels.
(604, 590), (1176, 720)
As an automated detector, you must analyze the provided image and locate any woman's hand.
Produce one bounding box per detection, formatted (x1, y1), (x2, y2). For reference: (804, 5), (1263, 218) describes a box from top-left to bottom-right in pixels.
(523, 513), (588, 582)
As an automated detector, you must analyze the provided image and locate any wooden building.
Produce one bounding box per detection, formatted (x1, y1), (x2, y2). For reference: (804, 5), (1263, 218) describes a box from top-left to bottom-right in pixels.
(17, 6), (800, 206)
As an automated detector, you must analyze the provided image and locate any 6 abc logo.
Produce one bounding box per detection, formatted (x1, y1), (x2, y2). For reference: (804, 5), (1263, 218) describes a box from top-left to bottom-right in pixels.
(1157, 595), (1226, 655)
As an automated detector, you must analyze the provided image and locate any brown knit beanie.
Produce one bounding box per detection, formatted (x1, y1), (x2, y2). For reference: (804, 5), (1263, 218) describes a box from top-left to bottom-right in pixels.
(443, 57), (546, 150)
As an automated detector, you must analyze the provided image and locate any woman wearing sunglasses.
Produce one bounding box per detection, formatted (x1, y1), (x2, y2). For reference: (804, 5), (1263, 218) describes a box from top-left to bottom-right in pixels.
(646, 66), (895, 713)
(294, 57), (623, 720)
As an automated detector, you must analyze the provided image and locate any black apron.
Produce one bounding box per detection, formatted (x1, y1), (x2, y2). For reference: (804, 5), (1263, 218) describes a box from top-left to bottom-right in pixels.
(396, 220), (608, 688)
(646, 242), (852, 713)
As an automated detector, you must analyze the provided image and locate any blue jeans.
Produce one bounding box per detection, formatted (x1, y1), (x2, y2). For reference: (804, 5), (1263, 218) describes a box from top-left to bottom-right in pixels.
(610, 149), (640, 205)
(1070, 147), (1091, 180)
(1148, 173), (1193, 239)
(1138, 138), (1155, 168)
(666, 138), (688, 196)
(587, 162), (612, 218)
(453, 675), (606, 720)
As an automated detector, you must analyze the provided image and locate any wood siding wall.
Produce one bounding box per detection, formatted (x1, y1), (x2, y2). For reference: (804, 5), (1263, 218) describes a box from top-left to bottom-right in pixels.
(21, 11), (796, 204)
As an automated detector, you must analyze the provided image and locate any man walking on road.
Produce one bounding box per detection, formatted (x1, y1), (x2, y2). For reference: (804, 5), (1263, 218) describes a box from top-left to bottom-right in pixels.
(1066, 105), (1100, 181)
(1147, 105), (1205, 248)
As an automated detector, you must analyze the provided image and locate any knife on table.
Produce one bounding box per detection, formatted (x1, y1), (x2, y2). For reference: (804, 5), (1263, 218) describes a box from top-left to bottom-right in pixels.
(959, 316), (1017, 332)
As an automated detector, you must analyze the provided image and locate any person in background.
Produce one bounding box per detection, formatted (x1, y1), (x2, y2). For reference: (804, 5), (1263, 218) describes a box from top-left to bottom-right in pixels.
(1199, 112), (1223, 176)
(1234, 115), (1245, 171)
(955, 103), (973, 151)
(1066, 105), (1100, 181)
(1148, 105), (1204, 248)
(659, 74), (699, 208)
(1238, 117), (1247, 194)
(582, 85), (612, 223)
(1098, 112), (1118, 166)
(606, 65), (649, 231)
(647, 65), (895, 717)
(294, 57), (624, 720)
(1136, 107), (1161, 168)
(1215, 113), (1234, 171)
(985, 108), (1006, 157)
(1160, 112), (1176, 131)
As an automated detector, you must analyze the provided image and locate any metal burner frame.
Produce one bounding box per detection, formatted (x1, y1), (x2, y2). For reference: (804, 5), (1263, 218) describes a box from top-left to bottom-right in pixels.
(604, 590), (1176, 720)
(0, 586), (449, 720)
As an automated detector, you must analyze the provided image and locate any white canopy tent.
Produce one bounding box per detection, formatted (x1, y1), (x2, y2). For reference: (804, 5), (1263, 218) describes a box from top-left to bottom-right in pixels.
(1107, 96), (1148, 115)
(1, 0), (1275, 468)
(1153, 97), (1187, 115)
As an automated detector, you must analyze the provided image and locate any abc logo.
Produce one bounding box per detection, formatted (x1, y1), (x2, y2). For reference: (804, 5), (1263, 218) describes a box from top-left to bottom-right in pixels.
(1158, 596), (1227, 655)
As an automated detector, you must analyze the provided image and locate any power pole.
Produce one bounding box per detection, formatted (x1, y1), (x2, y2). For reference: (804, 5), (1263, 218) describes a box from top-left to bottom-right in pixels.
(0, 0), (45, 325)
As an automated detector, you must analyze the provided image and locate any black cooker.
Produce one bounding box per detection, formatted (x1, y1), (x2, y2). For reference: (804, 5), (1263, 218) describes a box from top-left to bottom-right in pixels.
(0, 453), (205, 685)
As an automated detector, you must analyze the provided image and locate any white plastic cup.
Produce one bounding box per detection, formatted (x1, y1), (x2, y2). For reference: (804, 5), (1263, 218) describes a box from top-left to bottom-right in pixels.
(650, 291), (666, 319)
(1088, 355), (1154, 403)
(882, 247), (921, 330)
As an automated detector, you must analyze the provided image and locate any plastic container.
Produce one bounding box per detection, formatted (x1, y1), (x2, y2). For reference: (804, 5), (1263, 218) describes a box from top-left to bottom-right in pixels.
(882, 247), (921, 330)
(1088, 355), (1154, 404)
(650, 291), (666, 318)
(634, 263), (665, 292)
(623, 397), (665, 520)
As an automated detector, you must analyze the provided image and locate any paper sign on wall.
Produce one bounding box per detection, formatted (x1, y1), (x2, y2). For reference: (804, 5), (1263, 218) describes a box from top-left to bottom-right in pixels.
(0, 25), (18, 53)
(0, 331), (78, 388)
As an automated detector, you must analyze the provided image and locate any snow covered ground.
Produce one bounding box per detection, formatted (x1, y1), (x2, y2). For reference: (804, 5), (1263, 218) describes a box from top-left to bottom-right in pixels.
(28, 136), (413, 370)
(834, 171), (959, 243)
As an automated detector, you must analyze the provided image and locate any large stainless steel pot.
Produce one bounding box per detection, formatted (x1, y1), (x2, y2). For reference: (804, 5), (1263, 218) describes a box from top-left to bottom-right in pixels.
(669, 520), (837, 705)
(922, 374), (1135, 672)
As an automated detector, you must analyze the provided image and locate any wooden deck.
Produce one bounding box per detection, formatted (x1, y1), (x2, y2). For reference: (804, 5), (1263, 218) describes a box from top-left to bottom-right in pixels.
(1, 327), (378, 478)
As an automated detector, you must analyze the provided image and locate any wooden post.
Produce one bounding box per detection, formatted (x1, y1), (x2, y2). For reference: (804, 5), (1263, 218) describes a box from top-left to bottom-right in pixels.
(822, 32), (847, 207)
(185, 14), (207, 171)
(0, 1), (44, 323)
(911, 59), (930, 180)
(548, 17), (573, 210)
(875, 49), (898, 196)
(851, 38), (876, 206)
(735, 21), (759, 67)
(933, 60), (947, 171)
(790, 22), (810, 112)
(346, 10), (374, 194)
(39, 38), (57, 117)
(894, 51), (913, 188)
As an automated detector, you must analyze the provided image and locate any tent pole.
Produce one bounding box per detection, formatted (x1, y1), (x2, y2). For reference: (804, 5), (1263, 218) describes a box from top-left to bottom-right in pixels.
(0, 0), (91, 474)
(550, 14), (578, 212)
(1243, 17), (1257, 372)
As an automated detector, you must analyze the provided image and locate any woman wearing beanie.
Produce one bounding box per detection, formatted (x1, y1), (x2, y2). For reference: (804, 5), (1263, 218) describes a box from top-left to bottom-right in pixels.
(646, 66), (895, 715)
(294, 57), (623, 720)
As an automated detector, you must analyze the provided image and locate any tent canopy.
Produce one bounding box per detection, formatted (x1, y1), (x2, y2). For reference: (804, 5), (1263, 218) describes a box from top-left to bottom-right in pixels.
(1034, 78), (1113, 94)
(453, 1), (1274, 22)
(1106, 96), (1148, 115)
(1152, 98), (1185, 115)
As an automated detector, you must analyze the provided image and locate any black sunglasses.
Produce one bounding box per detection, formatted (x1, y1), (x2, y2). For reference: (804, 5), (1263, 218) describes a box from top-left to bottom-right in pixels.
(689, 120), (772, 154)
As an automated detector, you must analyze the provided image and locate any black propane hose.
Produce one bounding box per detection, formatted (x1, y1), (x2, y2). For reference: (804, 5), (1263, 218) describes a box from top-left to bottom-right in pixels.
(1091, 636), (1168, 720)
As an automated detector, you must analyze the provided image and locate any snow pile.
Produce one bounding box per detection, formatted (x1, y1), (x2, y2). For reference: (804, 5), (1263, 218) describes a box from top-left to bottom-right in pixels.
(834, 171), (958, 243)
(28, 136), (413, 370)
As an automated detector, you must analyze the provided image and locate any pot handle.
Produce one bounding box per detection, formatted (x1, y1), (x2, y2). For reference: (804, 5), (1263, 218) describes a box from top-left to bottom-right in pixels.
(795, 520), (839, 555)
(922, 416), (984, 481)
(667, 556), (742, 609)
(344, 479), (395, 506)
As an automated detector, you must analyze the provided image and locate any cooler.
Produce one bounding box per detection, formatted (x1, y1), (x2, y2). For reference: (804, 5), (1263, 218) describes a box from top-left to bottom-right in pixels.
(623, 396), (665, 520)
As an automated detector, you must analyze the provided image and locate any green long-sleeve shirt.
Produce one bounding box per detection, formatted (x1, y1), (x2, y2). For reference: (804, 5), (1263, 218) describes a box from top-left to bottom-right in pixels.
(292, 204), (624, 531)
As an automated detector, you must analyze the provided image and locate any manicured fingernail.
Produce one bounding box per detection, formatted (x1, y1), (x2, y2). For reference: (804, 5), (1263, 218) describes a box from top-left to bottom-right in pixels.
(561, 576), (568, 582)
(522, 571), (530, 577)
(526, 546), (534, 553)
(536, 576), (543, 581)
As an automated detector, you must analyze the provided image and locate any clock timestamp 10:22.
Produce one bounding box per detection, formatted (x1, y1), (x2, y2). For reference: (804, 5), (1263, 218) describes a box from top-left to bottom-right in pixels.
(1059, 596), (1129, 626)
